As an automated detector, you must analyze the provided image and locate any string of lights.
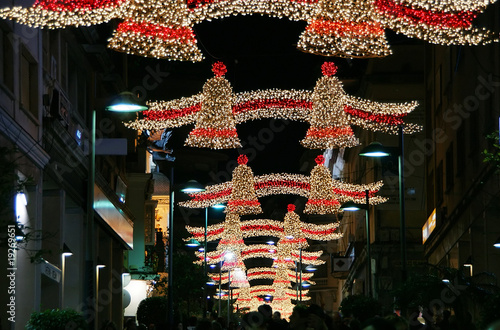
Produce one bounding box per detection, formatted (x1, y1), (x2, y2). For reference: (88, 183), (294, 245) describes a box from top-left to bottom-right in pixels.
(2, 0), (495, 58)
(108, 0), (203, 61)
(296, 0), (393, 58)
(372, 0), (498, 45)
(0, 0), (127, 28)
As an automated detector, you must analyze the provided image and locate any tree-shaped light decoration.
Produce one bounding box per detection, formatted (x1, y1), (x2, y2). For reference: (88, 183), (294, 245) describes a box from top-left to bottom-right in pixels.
(2, 1), (496, 59)
(297, 0), (392, 58)
(301, 62), (359, 149)
(304, 155), (339, 214)
(227, 155), (262, 215)
(0, 0), (127, 28)
(125, 62), (421, 150)
(217, 213), (246, 271)
(185, 62), (241, 148)
(107, 0), (203, 61)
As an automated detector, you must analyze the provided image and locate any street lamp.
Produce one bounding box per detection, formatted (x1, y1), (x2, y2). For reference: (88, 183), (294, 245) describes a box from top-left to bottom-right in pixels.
(211, 261), (224, 316)
(340, 190), (371, 297)
(105, 91), (148, 112)
(494, 237), (500, 248)
(166, 179), (206, 324)
(85, 93), (148, 325)
(463, 256), (473, 277)
(185, 238), (201, 248)
(61, 244), (73, 308)
(359, 125), (407, 281)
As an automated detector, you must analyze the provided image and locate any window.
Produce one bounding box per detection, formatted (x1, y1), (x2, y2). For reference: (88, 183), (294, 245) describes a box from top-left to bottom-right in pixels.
(456, 125), (465, 176)
(427, 170), (434, 214)
(0, 30), (14, 92)
(445, 143), (454, 191)
(20, 48), (38, 119)
(437, 161), (443, 205)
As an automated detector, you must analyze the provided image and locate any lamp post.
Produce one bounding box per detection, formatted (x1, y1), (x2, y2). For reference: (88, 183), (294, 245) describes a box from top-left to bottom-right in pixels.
(91, 93), (146, 327)
(218, 262), (222, 316)
(61, 244), (73, 308)
(227, 269), (231, 327)
(299, 248), (302, 302)
(209, 204), (226, 317)
(359, 125), (407, 281)
(340, 190), (371, 297)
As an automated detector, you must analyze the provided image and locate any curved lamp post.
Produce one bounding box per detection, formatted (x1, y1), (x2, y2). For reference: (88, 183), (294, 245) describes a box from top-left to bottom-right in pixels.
(86, 91), (148, 327)
(359, 125), (407, 281)
(61, 244), (73, 308)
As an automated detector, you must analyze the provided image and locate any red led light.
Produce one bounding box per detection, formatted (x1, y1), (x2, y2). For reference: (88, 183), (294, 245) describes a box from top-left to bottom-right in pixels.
(116, 21), (197, 42)
(35, 0), (124, 11)
(374, 0), (476, 29)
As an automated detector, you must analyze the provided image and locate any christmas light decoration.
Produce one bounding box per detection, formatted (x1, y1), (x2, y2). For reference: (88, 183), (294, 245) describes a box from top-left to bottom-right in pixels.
(197, 206), (328, 314)
(126, 62), (420, 150)
(107, 0), (203, 61)
(297, 0), (392, 58)
(179, 155), (387, 212)
(186, 218), (341, 242)
(0, 0), (127, 28)
(2, 0), (495, 59)
(186, 203), (342, 246)
(246, 267), (315, 283)
(305, 155), (338, 214)
(372, 0), (498, 46)
(227, 155), (262, 215)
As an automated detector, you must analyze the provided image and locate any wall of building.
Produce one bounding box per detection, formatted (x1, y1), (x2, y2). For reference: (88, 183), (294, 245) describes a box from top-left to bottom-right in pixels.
(0, 16), (148, 329)
(423, 4), (500, 319)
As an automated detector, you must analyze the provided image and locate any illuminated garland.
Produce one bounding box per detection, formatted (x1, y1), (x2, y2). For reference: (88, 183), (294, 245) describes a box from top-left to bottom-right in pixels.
(2, 0), (495, 59)
(185, 204), (342, 243)
(179, 155), (388, 212)
(186, 219), (341, 242)
(246, 267), (314, 283)
(0, 0), (127, 28)
(126, 62), (420, 149)
(372, 0), (498, 46)
(196, 244), (325, 265)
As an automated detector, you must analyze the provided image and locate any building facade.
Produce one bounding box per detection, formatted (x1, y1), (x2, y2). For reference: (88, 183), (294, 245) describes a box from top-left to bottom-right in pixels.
(0, 16), (153, 329)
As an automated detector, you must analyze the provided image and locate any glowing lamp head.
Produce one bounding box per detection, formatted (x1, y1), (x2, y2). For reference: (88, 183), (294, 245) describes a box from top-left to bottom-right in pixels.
(106, 92), (148, 112)
(181, 180), (206, 193)
(340, 201), (363, 212)
(359, 142), (392, 157)
(186, 239), (201, 247)
(494, 237), (500, 248)
(211, 203), (226, 209)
